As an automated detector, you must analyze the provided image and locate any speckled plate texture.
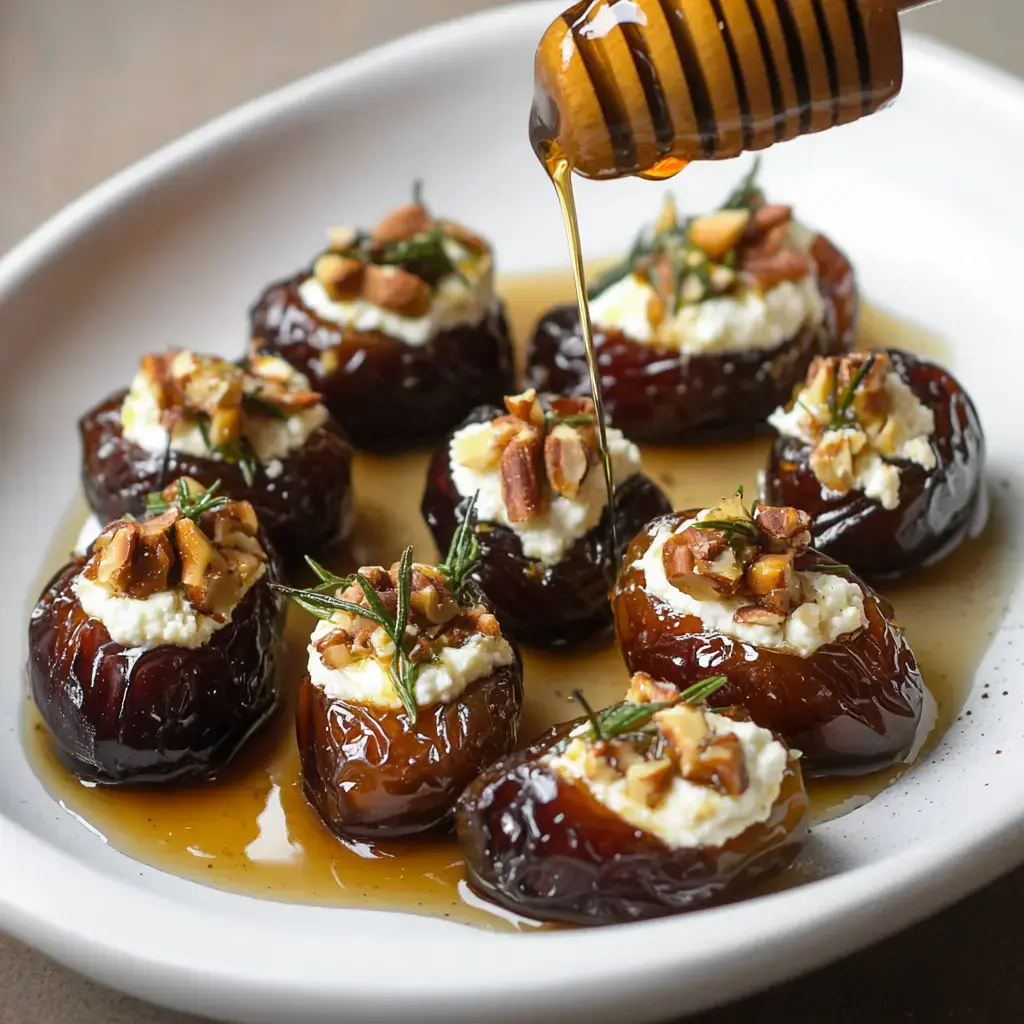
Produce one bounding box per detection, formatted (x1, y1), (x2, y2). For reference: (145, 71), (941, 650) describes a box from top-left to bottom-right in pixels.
(0, 4), (1022, 1022)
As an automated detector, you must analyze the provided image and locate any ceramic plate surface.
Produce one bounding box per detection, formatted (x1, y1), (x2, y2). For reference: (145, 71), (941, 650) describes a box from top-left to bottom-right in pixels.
(2, 4), (1023, 1022)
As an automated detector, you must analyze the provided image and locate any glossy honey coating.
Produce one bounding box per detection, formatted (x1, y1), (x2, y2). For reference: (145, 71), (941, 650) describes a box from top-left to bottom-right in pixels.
(611, 509), (925, 776)
(457, 713), (809, 925)
(532, 0), (905, 179)
(528, 216), (858, 443)
(763, 348), (987, 580)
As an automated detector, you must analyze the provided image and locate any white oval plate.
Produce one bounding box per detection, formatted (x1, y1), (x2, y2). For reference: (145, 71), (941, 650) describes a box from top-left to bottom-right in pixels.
(2, 4), (1023, 1022)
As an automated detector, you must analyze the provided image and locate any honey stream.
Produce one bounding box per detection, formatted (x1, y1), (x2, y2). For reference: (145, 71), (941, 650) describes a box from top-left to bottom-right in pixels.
(24, 275), (1013, 932)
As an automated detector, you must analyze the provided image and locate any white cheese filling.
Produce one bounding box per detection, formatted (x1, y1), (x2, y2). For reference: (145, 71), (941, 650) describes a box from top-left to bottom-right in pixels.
(544, 713), (788, 849)
(306, 618), (515, 710)
(636, 513), (866, 658)
(121, 363), (328, 464)
(768, 369), (937, 511)
(72, 565), (265, 651)
(589, 222), (824, 355)
(448, 421), (643, 565)
(297, 240), (495, 347)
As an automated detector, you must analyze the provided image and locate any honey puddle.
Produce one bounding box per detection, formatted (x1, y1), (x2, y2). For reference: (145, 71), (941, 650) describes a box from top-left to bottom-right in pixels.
(24, 270), (1015, 931)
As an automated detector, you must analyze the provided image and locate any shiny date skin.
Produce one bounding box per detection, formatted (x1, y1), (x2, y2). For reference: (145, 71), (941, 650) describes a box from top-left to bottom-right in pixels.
(295, 660), (523, 841)
(28, 561), (283, 784)
(763, 349), (987, 581)
(456, 718), (809, 926)
(79, 392), (354, 560)
(421, 407), (672, 649)
(611, 512), (926, 777)
(527, 235), (858, 443)
(249, 272), (516, 450)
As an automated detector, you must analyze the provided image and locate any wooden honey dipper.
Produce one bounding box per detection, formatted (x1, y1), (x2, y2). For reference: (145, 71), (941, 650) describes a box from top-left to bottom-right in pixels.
(530, 0), (936, 179)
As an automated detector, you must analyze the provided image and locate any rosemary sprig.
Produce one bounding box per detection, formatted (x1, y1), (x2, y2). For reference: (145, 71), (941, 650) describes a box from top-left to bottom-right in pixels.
(194, 413), (261, 485)
(828, 354), (876, 430)
(545, 412), (595, 429)
(145, 478), (229, 521)
(243, 391), (289, 420)
(692, 518), (758, 540)
(720, 156), (763, 211)
(436, 492), (481, 600)
(815, 563), (852, 575)
(575, 675), (729, 743)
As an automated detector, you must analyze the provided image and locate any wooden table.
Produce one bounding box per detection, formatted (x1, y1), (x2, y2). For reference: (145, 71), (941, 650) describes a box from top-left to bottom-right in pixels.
(2, 1), (1022, 1021)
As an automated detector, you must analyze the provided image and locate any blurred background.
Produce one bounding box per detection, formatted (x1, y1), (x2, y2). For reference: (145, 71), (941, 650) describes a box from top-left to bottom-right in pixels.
(1, 0), (1020, 1022)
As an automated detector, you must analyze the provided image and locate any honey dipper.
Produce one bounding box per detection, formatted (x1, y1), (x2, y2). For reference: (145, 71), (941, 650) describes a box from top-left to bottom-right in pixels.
(531, 0), (936, 179)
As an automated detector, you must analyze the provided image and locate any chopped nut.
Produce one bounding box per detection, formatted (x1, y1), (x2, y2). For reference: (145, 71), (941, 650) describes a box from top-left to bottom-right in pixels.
(625, 671), (679, 705)
(744, 250), (811, 289)
(321, 641), (354, 670)
(625, 759), (676, 808)
(361, 265), (432, 317)
(371, 202), (433, 245)
(746, 553), (794, 597)
(646, 291), (667, 327)
(662, 533), (695, 582)
(471, 610), (502, 637)
(490, 414), (527, 452)
(93, 523), (138, 591)
(408, 567), (459, 625)
(544, 423), (590, 499)
(326, 226), (359, 252)
(547, 395), (594, 420)
(174, 518), (233, 617)
(606, 740), (645, 775)
(209, 405), (242, 447)
(692, 733), (749, 796)
(733, 605), (787, 626)
(437, 218), (488, 255)
(499, 427), (545, 522)
(689, 209), (751, 261)
(313, 253), (365, 301)
(504, 389), (545, 427)
(754, 505), (812, 545)
(655, 704), (710, 776)
(700, 548), (746, 594)
(808, 430), (866, 495)
(680, 524), (726, 563)
(748, 204), (793, 240)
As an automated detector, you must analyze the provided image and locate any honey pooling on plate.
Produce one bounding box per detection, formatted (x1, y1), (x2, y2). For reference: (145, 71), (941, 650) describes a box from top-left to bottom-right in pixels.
(530, 0), (912, 181)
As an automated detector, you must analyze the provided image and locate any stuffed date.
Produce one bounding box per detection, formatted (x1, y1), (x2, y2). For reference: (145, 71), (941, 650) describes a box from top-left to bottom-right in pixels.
(248, 189), (515, 450)
(285, 522), (523, 841)
(28, 479), (283, 783)
(527, 162), (857, 443)
(421, 389), (671, 648)
(457, 671), (809, 926)
(80, 350), (353, 559)
(764, 349), (986, 579)
(611, 493), (926, 777)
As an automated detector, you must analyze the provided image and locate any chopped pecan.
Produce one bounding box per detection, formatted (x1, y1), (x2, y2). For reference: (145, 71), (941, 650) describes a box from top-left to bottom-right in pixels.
(625, 759), (676, 808)
(625, 671), (679, 705)
(689, 732), (749, 796)
(748, 204), (793, 241)
(655, 704), (710, 776)
(504, 389), (545, 427)
(371, 202), (433, 245)
(744, 250), (810, 289)
(689, 209), (751, 261)
(547, 395), (594, 420)
(93, 523), (138, 592)
(662, 533), (695, 582)
(544, 423), (590, 500)
(680, 524), (726, 563)
(321, 641), (354, 670)
(499, 426), (545, 522)
(174, 518), (237, 618)
(361, 265), (432, 318)
(808, 430), (866, 496)
(313, 253), (365, 301)
(733, 605), (786, 626)
(468, 608), (502, 637)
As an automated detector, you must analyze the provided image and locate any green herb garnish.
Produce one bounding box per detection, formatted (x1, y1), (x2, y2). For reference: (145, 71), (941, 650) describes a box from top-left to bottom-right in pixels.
(816, 563), (852, 575)
(243, 391), (289, 421)
(545, 412), (595, 429)
(827, 354), (876, 430)
(145, 478), (229, 521)
(575, 675), (729, 743)
(436, 492), (481, 600)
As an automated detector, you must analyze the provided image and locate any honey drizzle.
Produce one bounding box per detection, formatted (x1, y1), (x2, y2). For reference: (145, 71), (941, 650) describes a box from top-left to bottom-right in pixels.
(22, 274), (1014, 932)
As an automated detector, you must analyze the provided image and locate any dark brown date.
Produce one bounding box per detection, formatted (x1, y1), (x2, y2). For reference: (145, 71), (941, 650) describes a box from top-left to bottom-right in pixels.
(456, 719), (809, 925)
(28, 561), (283, 784)
(295, 661), (523, 840)
(527, 235), (857, 443)
(249, 272), (516, 450)
(79, 392), (353, 560)
(763, 349), (986, 580)
(421, 408), (672, 648)
(611, 512), (926, 777)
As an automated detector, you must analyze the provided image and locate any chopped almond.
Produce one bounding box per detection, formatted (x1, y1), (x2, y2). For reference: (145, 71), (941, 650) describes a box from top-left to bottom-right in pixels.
(362, 265), (432, 317)
(625, 759), (676, 808)
(371, 202), (433, 245)
(754, 505), (812, 545)
(733, 605), (786, 626)
(689, 209), (751, 261)
(662, 533), (695, 581)
(680, 524), (726, 563)
(504, 389), (545, 427)
(744, 250), (810, 289)
(809, 430), (866, 495)
(544, 424), (590, 500)
(625, 671), (679, 705)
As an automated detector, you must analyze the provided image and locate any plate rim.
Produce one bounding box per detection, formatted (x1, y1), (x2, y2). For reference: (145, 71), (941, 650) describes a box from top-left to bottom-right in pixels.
(2, 5), (1024, 1021)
